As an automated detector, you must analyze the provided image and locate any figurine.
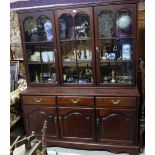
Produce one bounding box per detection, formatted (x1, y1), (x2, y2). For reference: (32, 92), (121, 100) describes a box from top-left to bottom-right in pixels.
(107, 53), (115, 60)
(44, 20), (53, 41)
(122, 43), (131, 60)
(75, 21), (88, 38)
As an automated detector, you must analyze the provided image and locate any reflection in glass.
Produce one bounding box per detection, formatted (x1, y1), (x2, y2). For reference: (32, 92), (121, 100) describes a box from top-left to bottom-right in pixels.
(29, 64), (41, 83)
(100, 63), (115, 84)
(26, 44), (40, 62)
(37, 16), (53, 41)
(41, 43), (55, 63)
(115, 62), (132, 84)
(24, 17), (38, 42)
(63, 67), (78, 83)
(74, 12), (90, 39)
(99, 39), (116, 60)
(116, 38), (132, 60)
(78, 63), (93, 84)
(59, 14), (74, 40)
(40, 64), (56, 83)
(99, 10), (115, 38)
(116, 9), (132, 37)
(61, 41), (76, 62)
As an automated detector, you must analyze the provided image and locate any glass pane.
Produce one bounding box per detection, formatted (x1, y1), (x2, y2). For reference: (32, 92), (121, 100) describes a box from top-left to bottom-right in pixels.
(78, 63), (93, 84)
(74, 12), (90, 39)
(116, 9), (132, 37)
(59, 14), (74, 40)
(40, 64), (56, 84)
(116, 62), (132, 84)
(99, 39), (116, 61)
(40, 43), (55, 63)
(100, 62), (115, 84)
(28, 64), (41, 84)
(116, 38), (132, 61)
(63, 66), (78, 83)
(24, 17), (38, 42)
(26, 44), (40, 63)
(99, 10), (115, 38)
(61, 41), (76, 62)
(37, 15), (53, 42)
(76, 40), (92, 61)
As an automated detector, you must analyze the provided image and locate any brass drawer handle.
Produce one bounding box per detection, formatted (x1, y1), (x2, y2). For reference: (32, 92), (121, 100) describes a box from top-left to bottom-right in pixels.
(110, 100), (121, 105)
(34, 98), (42, 103)
(71, 99), (80, 104)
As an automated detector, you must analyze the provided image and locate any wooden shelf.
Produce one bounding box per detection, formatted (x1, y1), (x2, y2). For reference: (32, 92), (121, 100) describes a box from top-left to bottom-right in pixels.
(100, 60), (132, 63)
(60, 37), (90, 42)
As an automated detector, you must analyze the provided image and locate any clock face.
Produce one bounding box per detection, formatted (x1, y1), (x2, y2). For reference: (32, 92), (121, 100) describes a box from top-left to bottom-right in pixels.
(116, 15), (131, 30)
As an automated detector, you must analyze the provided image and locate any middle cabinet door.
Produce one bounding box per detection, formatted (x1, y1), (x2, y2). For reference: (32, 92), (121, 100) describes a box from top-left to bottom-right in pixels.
(58, 107), (95, 142)
(55, 7), (96, 86)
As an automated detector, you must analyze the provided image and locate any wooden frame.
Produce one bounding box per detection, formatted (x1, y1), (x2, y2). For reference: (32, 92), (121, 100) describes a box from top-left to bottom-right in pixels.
(10, 61), (19, 91)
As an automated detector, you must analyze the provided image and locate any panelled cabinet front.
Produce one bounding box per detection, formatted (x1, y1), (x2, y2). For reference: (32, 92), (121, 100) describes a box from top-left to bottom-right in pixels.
(58, 107), (95, 142)
(23, 105), (59, 139)
(96, 108), (137, 145)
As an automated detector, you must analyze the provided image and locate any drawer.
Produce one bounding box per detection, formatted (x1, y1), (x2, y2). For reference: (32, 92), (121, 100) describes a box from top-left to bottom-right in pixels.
(96, 97), (136, 107)
(57, 96), (94, 106)
(22, 96), (56, 105)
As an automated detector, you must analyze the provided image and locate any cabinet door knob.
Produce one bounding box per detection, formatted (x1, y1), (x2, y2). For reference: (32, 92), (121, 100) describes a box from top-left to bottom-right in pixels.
(54, 116), (57, 122)
(110, 100), (121, 105)
(54, 48), (57, 53)
(34, 98), (42, 103)
(71, 99), (80, 104)
(96, 118), (100, 125)
(96, 47), (99, 52)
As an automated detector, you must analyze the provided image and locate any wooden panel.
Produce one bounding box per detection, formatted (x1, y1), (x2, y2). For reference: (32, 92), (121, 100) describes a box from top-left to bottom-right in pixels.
(23, 106), (59, 139)
(22, 96), (56, 105)
(96, 108), (137, 144)
(58, 107), (95, 142)
(96, 97), (136, 107)
(57, 96), (94, 106)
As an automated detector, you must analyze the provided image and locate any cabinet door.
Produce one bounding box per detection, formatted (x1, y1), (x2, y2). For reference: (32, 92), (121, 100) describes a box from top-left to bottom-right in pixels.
(94, 4), (137, 86)
(55, 7), (95, 86)
(19, 11), (60, 86)
(23, 105), (59, 139)
(58, 107), (95, 142)
(96, 108), (137, 145)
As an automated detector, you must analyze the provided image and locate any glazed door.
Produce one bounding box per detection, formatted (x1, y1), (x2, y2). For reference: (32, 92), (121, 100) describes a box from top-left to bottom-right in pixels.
(23, 105), (59, 139)
(94, 4), (137, 86)
(58, 107), (95, 142)
(19, 11), (60, 86)
(96, 108), (137, 145)
(55, 7), (95, 86)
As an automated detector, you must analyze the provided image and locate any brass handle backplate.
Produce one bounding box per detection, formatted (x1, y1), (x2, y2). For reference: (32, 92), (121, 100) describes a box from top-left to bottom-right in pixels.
(34, 98), (42, 103)
(71, 99), (80, 104)
(110, 100), (121, 105)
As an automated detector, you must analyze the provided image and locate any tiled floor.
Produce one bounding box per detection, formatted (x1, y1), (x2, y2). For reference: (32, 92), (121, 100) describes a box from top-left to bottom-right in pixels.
(47, 147), (145, 155)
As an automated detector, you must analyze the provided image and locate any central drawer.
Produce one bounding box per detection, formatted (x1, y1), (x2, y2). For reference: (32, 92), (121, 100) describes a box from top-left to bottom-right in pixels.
(22, 96), (56, 105)
(57, 96), (94, 106)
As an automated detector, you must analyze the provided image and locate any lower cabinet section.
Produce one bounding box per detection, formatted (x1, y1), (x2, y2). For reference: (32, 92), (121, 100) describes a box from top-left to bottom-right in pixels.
(23, 105), (59, 139)
(96, 108), (137, 145)
(58, 107), (95, 142)
(21, 94), (139, 154)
